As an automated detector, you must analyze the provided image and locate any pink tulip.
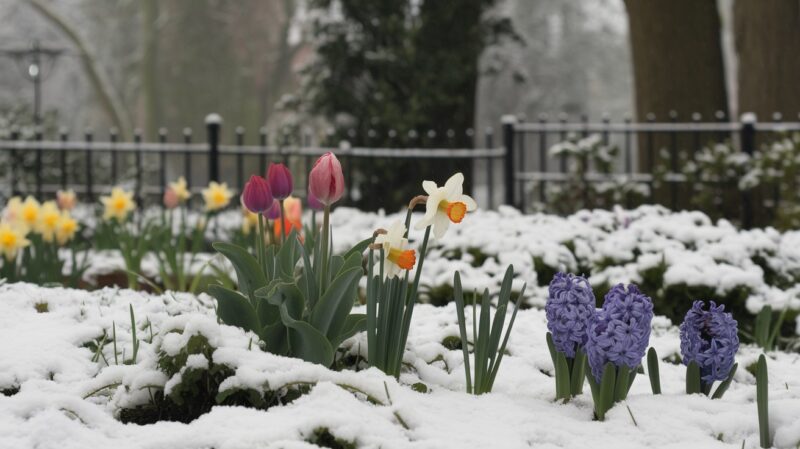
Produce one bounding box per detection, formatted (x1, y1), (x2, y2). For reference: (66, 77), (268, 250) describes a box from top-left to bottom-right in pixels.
(56, 190), (77, 211)
(308, 152), (345, 206)
(267, 163), (293, 200)
(163, 187), (179, 209)
(241, 175), (273, 213)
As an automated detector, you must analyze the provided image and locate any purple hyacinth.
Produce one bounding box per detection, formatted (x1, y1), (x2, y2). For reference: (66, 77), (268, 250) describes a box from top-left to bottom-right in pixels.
(546, 272), (596, 358)
(680, 301), (739, 384)
(586, 283), (654, 382)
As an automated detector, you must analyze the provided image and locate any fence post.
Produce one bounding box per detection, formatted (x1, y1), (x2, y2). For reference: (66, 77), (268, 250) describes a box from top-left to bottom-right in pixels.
(740, 113), (756, 229)
(205, 113), (222, 182)
(502, 115), (517, 207)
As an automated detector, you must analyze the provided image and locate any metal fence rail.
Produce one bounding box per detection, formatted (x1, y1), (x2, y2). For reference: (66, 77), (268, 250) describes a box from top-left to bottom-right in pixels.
(0, 116), (506, 209)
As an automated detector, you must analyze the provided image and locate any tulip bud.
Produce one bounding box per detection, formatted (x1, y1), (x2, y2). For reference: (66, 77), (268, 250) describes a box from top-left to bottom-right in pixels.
(308, 152), (345, 206)
(264, 199), (281, 220)
(241, 175), (273, 213)
(267, 163), (293, 200)
(307, 190), (325, 211)
(163, 187), (179, 209)
(56, 189), (77, 211)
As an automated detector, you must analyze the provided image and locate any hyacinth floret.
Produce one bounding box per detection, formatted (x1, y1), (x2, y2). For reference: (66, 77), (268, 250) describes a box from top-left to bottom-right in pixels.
(586, 283), (654, 382)
(680, 300), (739, 384)
(545, 272), (596, 358)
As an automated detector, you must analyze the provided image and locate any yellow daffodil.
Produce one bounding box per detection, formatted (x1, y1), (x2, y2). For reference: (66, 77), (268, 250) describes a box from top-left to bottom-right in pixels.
(55, 211), (78, 245)
(415, 172), (477, 239)
(56, 189), (77, 211)
(374, 221), (416, 279)
(19, 196), (41, 232)
(202, 181), (234, 212)
(101, 187), (136, 222)
(241, 207), (259, 235)
(3, 197), (22, 223)
(0, 221), (30, 261)
(169, 176), (191, 203)
(37, 201), (61, 242)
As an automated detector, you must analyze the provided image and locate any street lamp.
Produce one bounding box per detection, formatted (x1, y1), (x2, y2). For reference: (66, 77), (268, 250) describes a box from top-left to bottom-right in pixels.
(0, 40), (66, 126)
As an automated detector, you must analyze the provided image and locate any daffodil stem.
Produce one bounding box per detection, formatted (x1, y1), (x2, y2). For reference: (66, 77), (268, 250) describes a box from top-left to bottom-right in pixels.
(320, 205), (331, 292)
(279, 200), (286, 245)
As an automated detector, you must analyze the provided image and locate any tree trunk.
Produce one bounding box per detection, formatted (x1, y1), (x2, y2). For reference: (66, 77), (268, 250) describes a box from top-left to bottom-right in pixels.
(735, 0), (800, 120)
(140, 0), (160, 140)
(624, 0), (729, 210)
(625, 0), (728, 123)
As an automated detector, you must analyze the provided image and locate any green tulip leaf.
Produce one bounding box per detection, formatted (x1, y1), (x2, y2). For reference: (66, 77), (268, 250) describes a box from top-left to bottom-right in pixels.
(212, 242), (267, 301)
(279, 302), (334, 366)
(209, 284), (261, 334)
(310, 266), (362, 341)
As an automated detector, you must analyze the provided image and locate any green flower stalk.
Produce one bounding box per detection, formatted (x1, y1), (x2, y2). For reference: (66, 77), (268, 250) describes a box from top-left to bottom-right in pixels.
(757, 354), (771, 449)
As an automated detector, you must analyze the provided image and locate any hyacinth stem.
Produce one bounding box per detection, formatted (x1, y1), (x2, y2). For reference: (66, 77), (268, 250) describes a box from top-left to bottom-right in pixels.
(757, 354), (770, 448)
(647, 347), (661, 395)
(319, 205), (331, 292)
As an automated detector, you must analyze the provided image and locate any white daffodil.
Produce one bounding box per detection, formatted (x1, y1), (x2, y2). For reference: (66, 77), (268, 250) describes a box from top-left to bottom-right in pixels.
(414, 172), (477, 239)
(374, 221), (416, 279)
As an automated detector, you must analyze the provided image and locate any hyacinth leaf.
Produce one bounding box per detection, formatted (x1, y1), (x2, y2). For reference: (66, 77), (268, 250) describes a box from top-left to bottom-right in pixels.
(212, 242), (267, 301)
(570, 349), (586, 396)
(757, 354), (770, 449)
(627, 369), (638, 392)
(453, 271), (473, 394)
(686, 361), (702, 395)
(278, 301), (334, 366)
(310, 266), (362, 341)
(754, 306), (772, 348)
(555, 351), (571, 401)
(475, 288), (492, 394)
(766, 307), (787, 351)
(586, 368), (600, 403)
(596, 362), (617, 421)
(711, 363), (738, 400)
(647, 347), (661, 395)
(614, 365), (631, 402)
(209, 285), (261, 334)
(546, 333), (557, 366)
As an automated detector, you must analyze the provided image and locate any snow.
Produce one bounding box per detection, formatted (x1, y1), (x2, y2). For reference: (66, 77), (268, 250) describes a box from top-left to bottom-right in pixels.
(0, 279), (798, 448)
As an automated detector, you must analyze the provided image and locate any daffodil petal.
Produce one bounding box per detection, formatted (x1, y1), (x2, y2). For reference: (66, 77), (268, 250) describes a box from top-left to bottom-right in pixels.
(460, 194), (478, 211)
(422, 180), (438, 195)
(443, 173), (464, 197)
(433, 212), (450, 239)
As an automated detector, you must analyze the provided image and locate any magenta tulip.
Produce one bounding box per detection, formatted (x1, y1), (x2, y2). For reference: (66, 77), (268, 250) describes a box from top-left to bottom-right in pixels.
(307, 190), (325, 211)
(267, 163), (293, 200)
(241, 175), (273, 213)
(264, 199), (281, 220)
(308, 152), (345, 206)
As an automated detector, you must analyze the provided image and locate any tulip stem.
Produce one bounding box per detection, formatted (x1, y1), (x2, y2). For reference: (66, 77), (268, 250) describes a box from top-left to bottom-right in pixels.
(279, 200), (287, 244)
(257, 213), (266, 275)
(320, 205), (331, 292)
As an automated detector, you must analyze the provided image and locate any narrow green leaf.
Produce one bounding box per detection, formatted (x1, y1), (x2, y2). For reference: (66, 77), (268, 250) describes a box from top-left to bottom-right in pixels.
(487, 282), (526, 391)
(546, 332), (557, 366)
(711, 363), (738, 400)
(366, 251), (378, 366)
(453, 272), (473, 394)
(647, 347), (661, 395)
(596, 362), (617, 421)
(757, 354), (770, 449)
(686, 361), (702, 395)
(486, 265), (514, 368)
(474, 288), (492, 393)
(342, 237), (372, 262)
(614, 365), (630, 402)
(755, 306), (772, 348)
(766, 307), (787, 351)
(570, 349), (586, 396)
(298, 244), (318, 311)
(555, 351), (571, 401)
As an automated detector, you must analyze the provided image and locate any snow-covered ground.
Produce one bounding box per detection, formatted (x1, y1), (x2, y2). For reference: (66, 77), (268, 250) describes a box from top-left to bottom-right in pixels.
(1, 282), (799, 449)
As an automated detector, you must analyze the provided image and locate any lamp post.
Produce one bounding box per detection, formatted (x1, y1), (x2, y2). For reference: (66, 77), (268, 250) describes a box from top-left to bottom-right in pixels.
(0, 40), (66, 125)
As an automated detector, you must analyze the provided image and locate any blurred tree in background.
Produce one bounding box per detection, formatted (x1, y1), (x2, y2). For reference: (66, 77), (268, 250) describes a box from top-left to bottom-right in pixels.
(301, 0), (516, 210)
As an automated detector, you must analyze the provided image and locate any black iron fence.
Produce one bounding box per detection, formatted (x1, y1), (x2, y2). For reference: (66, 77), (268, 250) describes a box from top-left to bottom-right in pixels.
(0, 114), (506, 209)
(504, 114), (800, 228)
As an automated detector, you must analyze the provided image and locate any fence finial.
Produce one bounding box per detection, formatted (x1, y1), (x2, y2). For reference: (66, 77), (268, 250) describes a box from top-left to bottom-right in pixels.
(740, 112), (757, 124)
(205, 113), (223, 125)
